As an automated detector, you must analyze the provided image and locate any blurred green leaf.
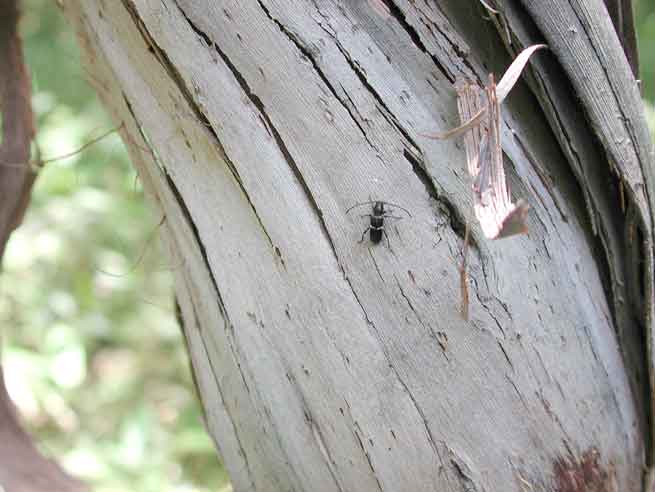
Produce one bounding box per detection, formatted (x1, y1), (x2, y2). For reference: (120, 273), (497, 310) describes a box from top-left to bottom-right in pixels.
(1, 1), (227, 491)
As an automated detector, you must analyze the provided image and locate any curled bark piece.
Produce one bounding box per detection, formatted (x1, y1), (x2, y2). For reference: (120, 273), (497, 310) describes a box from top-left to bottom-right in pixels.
(450, 75), (530, 239)
(422, 44), (547, 141)
(496, 44), (548, 103)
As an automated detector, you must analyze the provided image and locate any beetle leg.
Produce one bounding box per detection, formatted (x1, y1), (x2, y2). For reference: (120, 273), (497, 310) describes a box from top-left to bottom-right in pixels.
(359, 227), (372, 243)
(382, 228), (391, 248)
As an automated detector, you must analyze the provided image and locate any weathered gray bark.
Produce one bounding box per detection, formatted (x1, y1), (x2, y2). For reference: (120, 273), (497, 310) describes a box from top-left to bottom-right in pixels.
(60, 0), (655, 490)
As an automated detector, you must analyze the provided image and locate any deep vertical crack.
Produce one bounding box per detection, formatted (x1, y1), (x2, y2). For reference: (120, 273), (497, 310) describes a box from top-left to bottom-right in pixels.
(122, 0), (279, 253)
(172, 0), (342, 264)
(378, 0), (456, 83)
(402, 148), (468, 241)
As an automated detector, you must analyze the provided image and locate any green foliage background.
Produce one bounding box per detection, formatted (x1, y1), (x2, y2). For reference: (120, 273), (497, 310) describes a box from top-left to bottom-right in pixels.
(1, 1), (229, 491)
(1, 1), (654, 491)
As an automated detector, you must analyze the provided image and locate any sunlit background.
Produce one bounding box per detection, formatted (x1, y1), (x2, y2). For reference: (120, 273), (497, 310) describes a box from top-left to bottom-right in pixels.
(1, 0), (229, 491)
(1, 1), (654, 491)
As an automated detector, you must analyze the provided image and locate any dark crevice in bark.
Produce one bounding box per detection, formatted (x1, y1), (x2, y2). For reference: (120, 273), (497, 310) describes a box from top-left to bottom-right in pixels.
(450, 457), (480, 492)
(351, 422), (385, 492)
(506, 374), (529, 411)
(164, 172), (224, 311)
(394, 275), (446, 357)
(469, 273), (507, 339)
(402, 148), (468, 242)
(502, 1), (653, 468)
(603, 0), (639, 77)
(185, 293), (259, 492)
(378, 0), (455, 84)
(341, 87), (384, 153)
(172, 0), (342, 266)
(285, 370), (347, 492)
(314, 16), (422, 155)
(123, 0), (278, 254)
(390, 359), (442, 458)
(162, 164), (258, 419)
(497, 340), (514, 370)
(257, 0), (383, 155)
(564, 2), (646, 180)
(368, 248), (386, 283)
(120, 92), (163, 169)
(121, 93), (233, 337)
(395, 276), (427, 330)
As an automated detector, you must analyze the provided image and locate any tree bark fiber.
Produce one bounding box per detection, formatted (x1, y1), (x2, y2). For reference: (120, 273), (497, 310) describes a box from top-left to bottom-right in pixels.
(60, 1), (655, 490)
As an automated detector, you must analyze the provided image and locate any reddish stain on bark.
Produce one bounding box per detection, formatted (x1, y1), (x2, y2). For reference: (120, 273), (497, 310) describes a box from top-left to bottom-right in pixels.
(553, 448), (615, 492)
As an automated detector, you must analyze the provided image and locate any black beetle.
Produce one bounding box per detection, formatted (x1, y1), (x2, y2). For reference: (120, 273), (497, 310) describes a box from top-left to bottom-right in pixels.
(346, 200), (411, 247)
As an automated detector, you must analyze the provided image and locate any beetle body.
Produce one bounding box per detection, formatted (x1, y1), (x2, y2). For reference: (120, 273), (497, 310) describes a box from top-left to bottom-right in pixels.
(346, 200), (411, 247)
(368, 201), (386, 244)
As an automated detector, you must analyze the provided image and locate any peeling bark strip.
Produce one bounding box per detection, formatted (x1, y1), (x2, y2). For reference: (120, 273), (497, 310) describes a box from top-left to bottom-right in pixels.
(602, 0), (639, 77)
(457, 75), (529, 239)
(510, 1), (655, 488)
(423, 44), (545, 239)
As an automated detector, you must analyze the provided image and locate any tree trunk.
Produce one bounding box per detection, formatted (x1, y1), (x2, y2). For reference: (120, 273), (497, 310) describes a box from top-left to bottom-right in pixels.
(59, 0), (655, 490)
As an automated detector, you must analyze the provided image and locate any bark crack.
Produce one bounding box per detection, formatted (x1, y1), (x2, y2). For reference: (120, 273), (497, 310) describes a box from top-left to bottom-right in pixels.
(402, 148), (468, 241)
(468, 272), (507, 338)
(121, 94), (243, 375)
(185, 291), (258, 492)
(123, 0), (280, 255)
(506, 374), (529, 411)
(163, 170), (255, 402)
(171, 1), (284, 249)
(171, 0), (345, 267)
(285, 370), (347, 492)
(567, 2), (647, 179)
(450, 456), (480, 492)
(308, 6), (422, 156)
(257, 0), (380, 155)
(533, 71), (598, 233)
(394, 275), (448, 360)
(352, 422), (385, 492)
(340, 271), (443, 478)
(379, 0), (456, 83)
(368, 248), (386, 283)
(497, 340), (514, 371)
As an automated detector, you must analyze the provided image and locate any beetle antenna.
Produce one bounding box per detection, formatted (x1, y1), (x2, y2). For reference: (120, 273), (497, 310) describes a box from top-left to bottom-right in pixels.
(345, 200), (378, 214)
(379, 201), (412, 217)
